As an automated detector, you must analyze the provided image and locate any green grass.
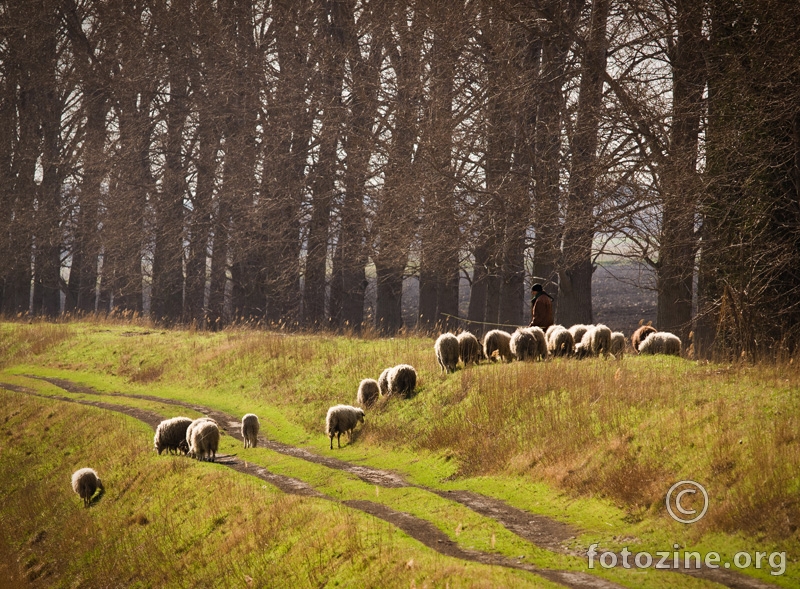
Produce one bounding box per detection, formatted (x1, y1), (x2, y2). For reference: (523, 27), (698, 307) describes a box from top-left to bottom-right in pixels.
(0, 320), (798, 587)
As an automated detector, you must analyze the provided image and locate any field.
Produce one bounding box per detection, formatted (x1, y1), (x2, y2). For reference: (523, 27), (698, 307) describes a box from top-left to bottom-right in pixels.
(0, 320), (797, 588)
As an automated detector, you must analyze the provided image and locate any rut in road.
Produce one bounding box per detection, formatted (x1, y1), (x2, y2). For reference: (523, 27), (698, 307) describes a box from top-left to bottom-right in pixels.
(7, 377), (784, 589)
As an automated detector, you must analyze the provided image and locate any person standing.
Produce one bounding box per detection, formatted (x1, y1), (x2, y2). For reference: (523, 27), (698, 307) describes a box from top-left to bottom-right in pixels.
(528, 283), (554, 329)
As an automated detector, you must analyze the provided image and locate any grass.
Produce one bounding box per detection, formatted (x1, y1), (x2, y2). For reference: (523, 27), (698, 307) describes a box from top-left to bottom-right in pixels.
(0, 319), (798, 587)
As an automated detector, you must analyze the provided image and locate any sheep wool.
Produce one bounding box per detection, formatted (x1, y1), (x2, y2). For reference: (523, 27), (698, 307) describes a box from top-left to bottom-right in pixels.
(483, 329), (513, 363)
(580, 324), (612, 357)
(388, 364), (417, 398)
(631, 325), (657, 353)
(547, 326), (574, 357)
(610, 332), (626, 358)
(568, 324), (592, 346)
(241, 413), (260, 449)
(434, 333), (460, 374)
(154, 416), (193, 455)
(524, 326), (548, 360)
(188, 418), (220, 461)
(325, 404), (365, 449)
(638, 331), (682, 356)
(357, 378), (380, 407)
(377, 367), (392, 397)
(456, 331), (483, 366)
(71, 468), (104, 507)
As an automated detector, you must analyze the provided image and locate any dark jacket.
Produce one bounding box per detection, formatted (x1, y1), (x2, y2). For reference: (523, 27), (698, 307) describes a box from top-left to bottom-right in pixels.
(529, 292), (554, 329)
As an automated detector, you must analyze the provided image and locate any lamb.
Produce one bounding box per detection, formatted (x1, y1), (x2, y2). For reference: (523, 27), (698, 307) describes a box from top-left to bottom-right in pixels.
(631, 324), (657, 353)
(153, 416), (193, 455)
(610, 332), (626, 358)
(483, 329), (513, 363)
(580, 324), (612, 357)
(547, 326), (575, 357)
(187, 418), (220, 461)
(434, 332), (460, 374)
(457, 331), (483, 366)
(568, 324), (592, 345)
(637, 331), (682, 356)
(357, 378), (380, 407)
(388, 364), (417, 397)
(71, 468), (104, 507)
(378, 367), (392, 397)
(325, 404), (365, 449)
(241, 413), (260, 449)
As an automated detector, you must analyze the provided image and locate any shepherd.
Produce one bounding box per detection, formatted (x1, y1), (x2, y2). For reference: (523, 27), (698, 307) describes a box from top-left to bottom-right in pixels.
(528, 283), (554, 330)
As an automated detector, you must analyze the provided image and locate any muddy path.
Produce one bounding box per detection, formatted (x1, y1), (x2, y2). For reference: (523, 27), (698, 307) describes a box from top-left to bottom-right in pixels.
(6, 377), (784, 589)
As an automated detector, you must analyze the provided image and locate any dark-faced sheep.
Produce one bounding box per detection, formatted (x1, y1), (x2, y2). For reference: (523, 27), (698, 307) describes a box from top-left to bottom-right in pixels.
(638, 331), (682, 356)
(388, 364), (417, 398)
(547, 326), (574, 357)
(154, 416), (193, 455)
(483, 329), (513, 363)
(71, 468), (104, 507)
(378, 367), (392, 397)
(188, 418), (220, 461)
(457, 331), (483, 366)
(434, 333), (460, 374)
(357, 378), (380, 407)
(631, 324), (657, 353)
(241, 413), (260, 449)
(610, 332), (626, 358)
(326, 405), (365, 449)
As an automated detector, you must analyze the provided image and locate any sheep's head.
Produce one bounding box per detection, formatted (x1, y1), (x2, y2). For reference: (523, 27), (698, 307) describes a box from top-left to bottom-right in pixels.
(357, 409), (365, 424)
(177, 440), (189, 455)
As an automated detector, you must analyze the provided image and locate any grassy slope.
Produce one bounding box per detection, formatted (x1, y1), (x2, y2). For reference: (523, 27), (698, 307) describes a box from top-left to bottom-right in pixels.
(0, 320), (798, 587)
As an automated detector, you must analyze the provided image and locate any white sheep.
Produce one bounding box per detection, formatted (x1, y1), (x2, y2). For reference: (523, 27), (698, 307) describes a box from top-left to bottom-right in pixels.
(568, 324), (592, 345)
(638, 331), (682, 356)
(631, 324), (657, 353)
(525, 326), (548, 360)
(483, 329), (513, 363)
(378, 367), (392, 396)
(357, 378), (380, 407)
(545, 324), (564, 340)
(154, 416), (193, 455)
(547, 326), (574, 357)
(187, 418), (220, 461)
(388, 364), (417, 397)
(457, 331), (483, 366)
(241, 413), (260, 449)
(434, 332), (460, 374)
(325, 404), (365, 449)
(579, 324), (612, 357)
(510, 328), (547, 361)
(610, 332), (626, 358)
(71, 468), (104, 507)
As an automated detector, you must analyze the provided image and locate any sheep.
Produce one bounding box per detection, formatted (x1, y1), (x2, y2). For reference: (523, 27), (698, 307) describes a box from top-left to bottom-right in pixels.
(631, 324), (657, 353)
(153, 416), (193, 455)
(545, 324), (564, 341)
(483, 329), (514, 363)
(510, 328), (536, 361)
(580, 324), (612, 357)
(574, 341), (592, 360)
(71, 468), (104, 507)
(547, 326), (575, 357)
(610, 332), (626, 358)
(326, 404), (365, 449)
(388, 364), (417, 398)
(357, 378), (380, 407)
(378, 367), (392, 397)
(568, 324), (592, 345)
(638, 331), (682, 356)
(525, 326), (548, 360)
(241, 413), (260, 449)
(185, 416), (217, 449)
(457, 331), (483, 366)
(434, 332), (460, 374)
(187, 418), (220, 461)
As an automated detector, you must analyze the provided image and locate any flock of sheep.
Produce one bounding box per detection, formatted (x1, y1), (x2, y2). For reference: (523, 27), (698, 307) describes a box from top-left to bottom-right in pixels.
(72, 322), (681, 505)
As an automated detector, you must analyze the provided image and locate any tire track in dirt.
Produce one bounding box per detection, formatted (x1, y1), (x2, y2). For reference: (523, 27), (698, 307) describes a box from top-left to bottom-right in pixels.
(1, 380), (623, 589)
(11, 377), (783, 589)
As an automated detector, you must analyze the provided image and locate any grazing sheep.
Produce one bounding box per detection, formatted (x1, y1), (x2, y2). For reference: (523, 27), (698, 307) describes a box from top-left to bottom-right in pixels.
(568, 324), (592, 345)
(185, 416), (217, 449)
(378, 367), (392, 397)
(580, 324), (612, 357)
(326, 404), (365, 449)
(434, 332), (460, 374)
(241, 413), (260, 449)
(154, 416), (193, 455)
(545, 324), (564, 340)
(631, 324), (657, 353)
(574, 341), (591, 359)
(510, 328), (537, 361)
(638, 331), (682, 356)
(357, 378), (380, 407)
(457, 331), (483, 366)
(483, 329), (513, 363)
(188, 418), (220, 461)
(71, 468), (104, 507)
(547, 326), (575, 357)
(525, 326), (548, 360)
(388, 364), (417, 398)
(610, 332), (626, 358)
